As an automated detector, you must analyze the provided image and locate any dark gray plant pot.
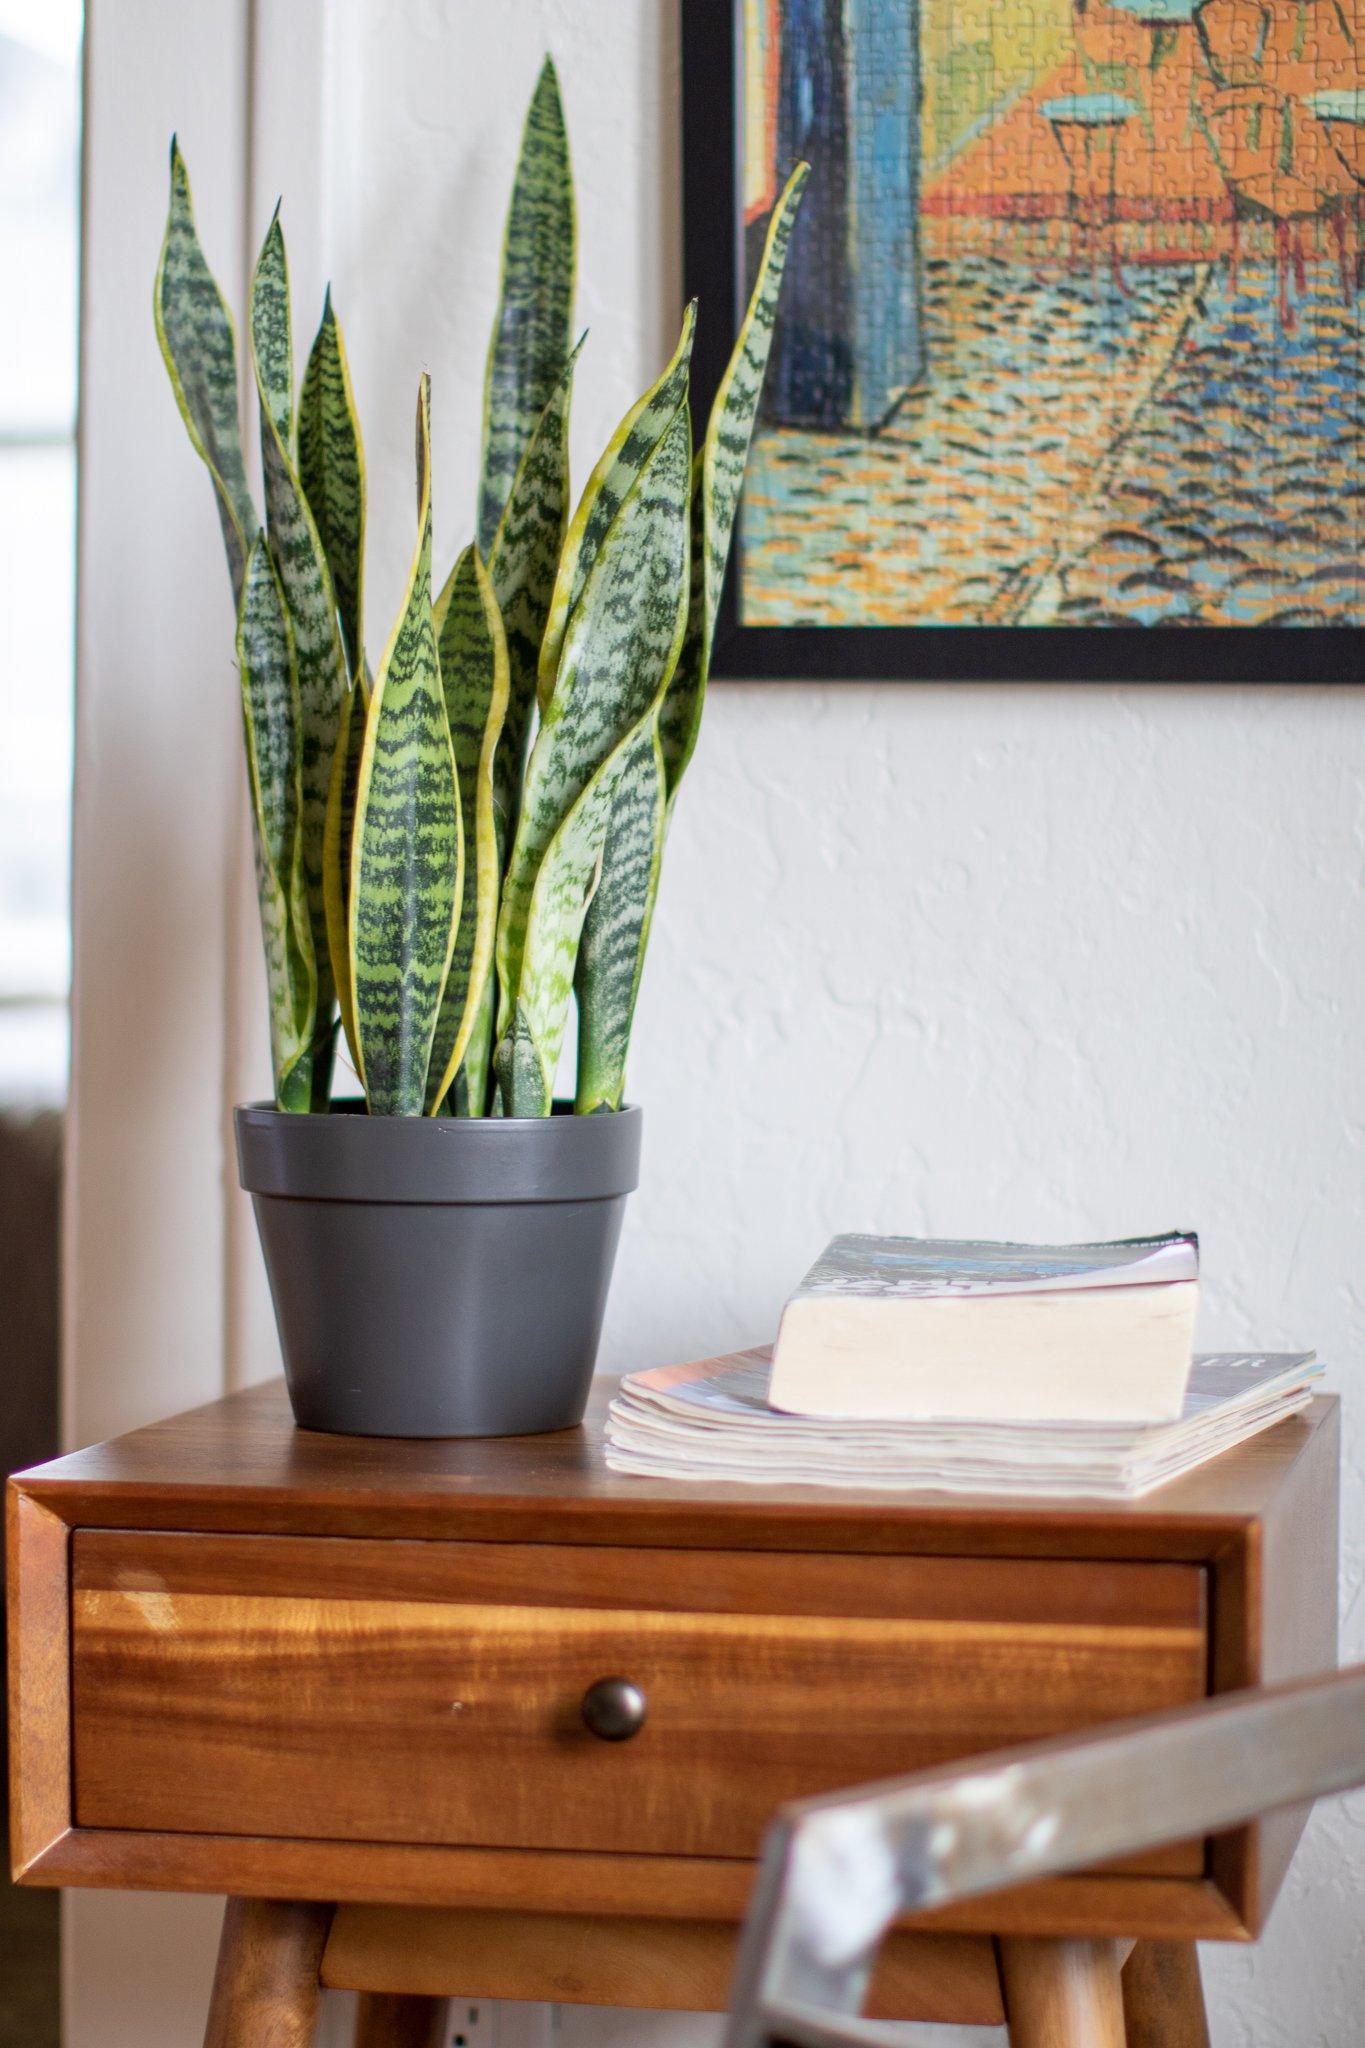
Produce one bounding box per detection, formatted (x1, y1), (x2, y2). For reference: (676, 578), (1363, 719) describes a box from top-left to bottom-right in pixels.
(234, 1101), (641, 1439)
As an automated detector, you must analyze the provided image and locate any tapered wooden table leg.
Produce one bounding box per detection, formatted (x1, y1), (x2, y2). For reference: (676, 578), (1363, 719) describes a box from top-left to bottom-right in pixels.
(204, 1900), (334, 2048)
(1121, 1941), (1211, 2048)
(997, 1936), (1127, 2048)
(353, 1994), (446, 2048)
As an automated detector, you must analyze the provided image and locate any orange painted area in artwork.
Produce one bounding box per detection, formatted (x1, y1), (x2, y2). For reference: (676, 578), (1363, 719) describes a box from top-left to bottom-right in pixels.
(923, 0), (1363, 223)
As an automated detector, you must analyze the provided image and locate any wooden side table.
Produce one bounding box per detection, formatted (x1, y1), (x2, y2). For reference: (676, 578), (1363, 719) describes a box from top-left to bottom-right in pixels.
(7, 1374), (1339, 2048)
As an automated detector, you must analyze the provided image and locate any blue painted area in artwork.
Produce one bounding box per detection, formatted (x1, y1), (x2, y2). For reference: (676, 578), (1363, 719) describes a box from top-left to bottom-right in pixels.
(742, 246), (1363, 628)
(1102, 262), (1364, 626)
(768, 0), (924, 430)
(770, 0), (853, 428)
(1041, 93), (1141, 126)
(845, 0), (926, 424)
(1105, 0), (1199, 21)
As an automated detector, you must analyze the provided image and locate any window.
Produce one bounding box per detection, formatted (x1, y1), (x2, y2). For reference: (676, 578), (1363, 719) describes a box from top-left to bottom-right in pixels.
(0, 2), (81, 1106)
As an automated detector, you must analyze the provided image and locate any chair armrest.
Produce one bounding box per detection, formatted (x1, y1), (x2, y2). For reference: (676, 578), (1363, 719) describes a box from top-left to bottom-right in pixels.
(725, 1664), (1365, 2048)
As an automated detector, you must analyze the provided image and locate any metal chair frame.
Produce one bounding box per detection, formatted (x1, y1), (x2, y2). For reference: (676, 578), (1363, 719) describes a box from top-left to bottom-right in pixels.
(723, 1663), (1365, 2048)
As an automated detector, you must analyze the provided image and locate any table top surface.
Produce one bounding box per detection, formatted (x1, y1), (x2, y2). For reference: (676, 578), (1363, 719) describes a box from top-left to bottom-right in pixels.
(10, 1372), (1340, 1941)
(14, 1363), (1338, 1559)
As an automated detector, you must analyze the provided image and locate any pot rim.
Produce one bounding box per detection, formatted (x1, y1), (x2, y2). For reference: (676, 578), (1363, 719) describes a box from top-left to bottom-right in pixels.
(234, 1099), (642, 1205)
(237, 1096), (637, 1125)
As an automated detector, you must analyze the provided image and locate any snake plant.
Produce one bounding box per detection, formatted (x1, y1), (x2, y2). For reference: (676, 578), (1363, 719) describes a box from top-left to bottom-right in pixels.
(157, 62), (806, 1117)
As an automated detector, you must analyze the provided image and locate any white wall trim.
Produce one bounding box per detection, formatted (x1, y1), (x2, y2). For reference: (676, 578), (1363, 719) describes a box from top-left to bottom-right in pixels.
(223, 0), (344, 1389)
(64, 0), (335, 2037)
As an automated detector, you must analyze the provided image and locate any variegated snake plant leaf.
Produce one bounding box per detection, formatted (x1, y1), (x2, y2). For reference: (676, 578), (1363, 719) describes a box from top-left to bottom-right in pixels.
(250, 203), (293, 451)
(572, 719), (667, 1113)
(494, 332), (693, 1052)
(157, 74), (804, 1121)
(154, 139), (258, 605)
(425, 546), (510, 1114)
(477, 54), (575, 557)
(660, 164), (809, 804)
(536, 304), (696, 712)
(299, 287), (367, 683)
(322, 678), (365, 1076)
(250, 215), (350, 1105)
(487, 335), (584, 869)
(495, 403), (691, 1117)
(236, 535), (315, 1110)
(348, 377), (462, 1117)
(574, 167), (808, 1114)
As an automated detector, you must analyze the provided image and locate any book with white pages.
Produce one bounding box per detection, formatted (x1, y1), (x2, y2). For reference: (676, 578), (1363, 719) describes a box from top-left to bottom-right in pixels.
(605, 1347), (1321, 1499)
(768, 1232), (1201, 1423)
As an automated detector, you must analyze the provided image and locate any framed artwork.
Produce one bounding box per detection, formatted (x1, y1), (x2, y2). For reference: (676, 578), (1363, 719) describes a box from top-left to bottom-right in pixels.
(682, 0), (1364, 681)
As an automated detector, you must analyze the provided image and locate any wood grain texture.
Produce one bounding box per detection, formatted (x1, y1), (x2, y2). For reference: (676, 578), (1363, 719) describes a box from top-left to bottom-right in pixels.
(5, 1487), (70, 1875)
(1245, 1393), (1340, 1922)
(16, 1377), (1337, 1556)
(9, 1381), (1340, 1940)
(1206, 1395), (1340, 1933)
(351, 1994), (444, 2048)
(72, 1528), (1205, 1626)
(19, 1827), (1249, 1940)
(1121, 1941), (1211, 2048)
(322, 1907), (1006, 2023)
(203, 1899), (333, 2048)
(70, 1545), (1205, 1861)
(998, 1937), (1127, 2048)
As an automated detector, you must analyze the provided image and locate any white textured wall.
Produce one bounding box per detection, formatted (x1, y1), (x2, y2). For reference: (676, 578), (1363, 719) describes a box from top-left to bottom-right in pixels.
(344, 6), (1363, 2045)
(618, 684), (1365, 2048)
(306, 2), (1361, 2043)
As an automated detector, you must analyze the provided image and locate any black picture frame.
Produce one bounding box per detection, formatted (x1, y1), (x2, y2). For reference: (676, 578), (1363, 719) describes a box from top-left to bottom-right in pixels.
(682, 0), (1362, 685)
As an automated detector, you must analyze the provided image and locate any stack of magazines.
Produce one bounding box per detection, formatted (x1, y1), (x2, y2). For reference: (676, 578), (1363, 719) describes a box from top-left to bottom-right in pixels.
(604, 1347), (1322, 1498)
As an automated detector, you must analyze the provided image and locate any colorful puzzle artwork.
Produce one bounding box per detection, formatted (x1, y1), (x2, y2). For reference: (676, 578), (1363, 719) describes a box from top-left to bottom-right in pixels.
(739, 0), (1365, 629)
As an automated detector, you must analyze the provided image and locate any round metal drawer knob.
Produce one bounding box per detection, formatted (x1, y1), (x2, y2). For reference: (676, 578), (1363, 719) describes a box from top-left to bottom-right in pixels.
(580, 1676), (647, 1741)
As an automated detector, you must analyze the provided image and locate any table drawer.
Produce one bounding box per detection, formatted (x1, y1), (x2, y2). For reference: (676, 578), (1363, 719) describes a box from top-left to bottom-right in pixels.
(72, 1532), (1206, 1864)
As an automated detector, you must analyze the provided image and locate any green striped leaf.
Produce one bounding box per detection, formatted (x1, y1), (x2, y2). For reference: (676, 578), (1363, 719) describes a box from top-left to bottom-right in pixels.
(249, 207), (293, 449)
(537, 304), (695, 710)
(494, 406), (691, 1116)
(487, 335), (584, 862)
(425, 546), (509, 1113)
(477, 55), (575, 557)
(154, 138), (258, 604)
(495, 398), (691, 1041)
(299, 287), (366, 680)
(661, 164), (808, 804)
(322, 678), (365, 1076)
(454, 976), (497, 1116)
(574, 170), (807, 1114)
(497, 1003), (549, 1122)
(348, 377), (462, 1117)
(517, 311), (698, 1116)
(236, 534), (315, 1110)
(573, 724), (664, 1113)
(250, 217), (350, 1105)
